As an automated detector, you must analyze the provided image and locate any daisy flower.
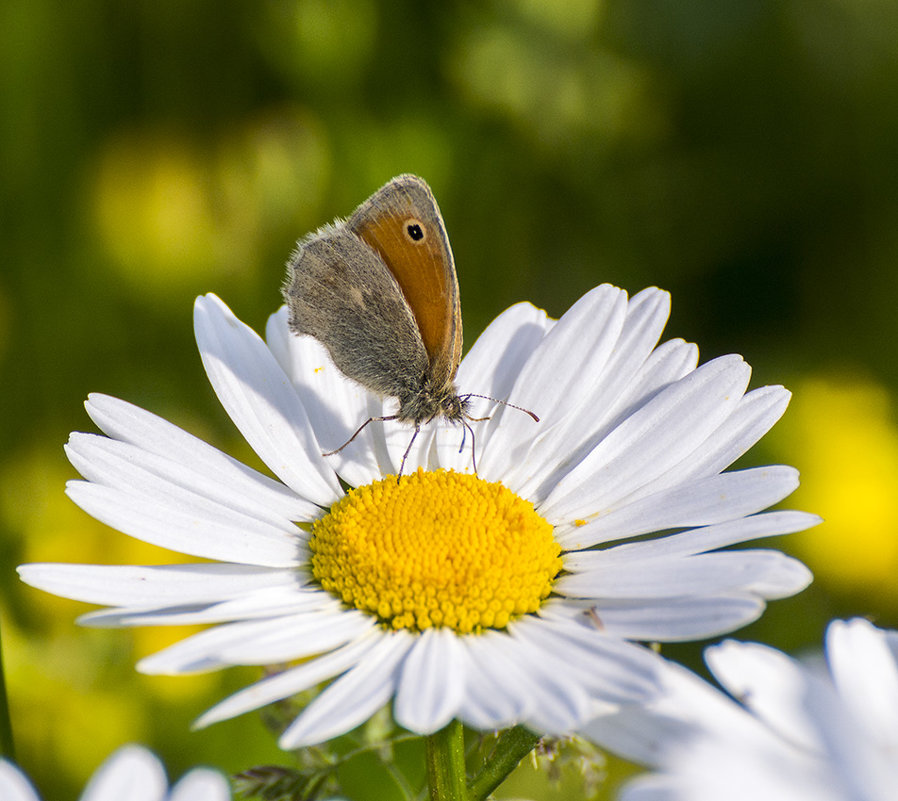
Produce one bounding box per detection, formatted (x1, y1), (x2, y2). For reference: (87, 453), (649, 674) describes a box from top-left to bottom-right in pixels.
(0, 745), (230, 801)
(18, 284), (818, 749)
(584, 618), (898, 801)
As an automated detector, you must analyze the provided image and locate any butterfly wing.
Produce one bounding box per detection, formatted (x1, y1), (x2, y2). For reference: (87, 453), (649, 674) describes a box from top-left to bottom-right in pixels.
(284, 223), (431, 403)
(347, 174), (462, 390)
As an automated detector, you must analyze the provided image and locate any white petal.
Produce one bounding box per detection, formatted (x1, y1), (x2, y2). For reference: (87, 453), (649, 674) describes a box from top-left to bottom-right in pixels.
(556, 466), (802, 549)
(77, 586), (333, 627)
(478, 285), (630, 484)
(64, 480), (302, 567)
(434, 301), (555, 471)
(512, 285), (629, 422)
(827, 619), (898, 748)
(622, 336), (699, 402)
(548, 334), (698, 472)
(394, 628), (466, 733)
(456, 635), (533, 729)
(0, 761), (40, 801)
(511, 616), (660, 704)
(264, 305), (298, 375)
(513, 335), (701, 503)
(194, 294), (341, 505)
(279, 631), (414, 747)
(137, 608), (366, 672)
(584, 385), (792, 522)
(618, 773), (675, 801)
(584, 705), (687, 770)
(513, 289), (671, 492)
(638, 733), (833, 801)
(458, 301), (555, 402)
(671, 385), (792, 484)
(195, 632), (384, 727)
(558, 550), (810, 599)
(169, 769), (231, 801)
(541, 355), (751, 521)
(80, 745), (167, 801)
(214, 609), (374, 665)
(612, 385), (791, 510)
(17, 562), (300, 606)
(504, 625), (609, 733)
(705, 640), (818, 750)
(67, 432), (301, 533)
(84, 393), (314, 521)
(567, 287), (672, 426)
(65, 433), (312, 563)
(741, 553), (813, 598)
(580, 654), (765, 768)
(555, 596), (765, 642)
(464, 631), (592, 734)
(565, 511), (821, 566)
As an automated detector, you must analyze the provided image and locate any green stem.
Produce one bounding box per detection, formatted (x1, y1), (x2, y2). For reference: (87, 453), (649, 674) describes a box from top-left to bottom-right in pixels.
(467, 726), (539, 801)
(425, 720), (468, 801)
(0, 618), (15, 760)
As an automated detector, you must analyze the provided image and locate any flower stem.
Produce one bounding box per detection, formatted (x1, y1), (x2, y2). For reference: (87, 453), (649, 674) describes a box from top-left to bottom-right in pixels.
(425, 720), (468, 801)
(0, 620), (15, 760)
(467, 726), (539, 801)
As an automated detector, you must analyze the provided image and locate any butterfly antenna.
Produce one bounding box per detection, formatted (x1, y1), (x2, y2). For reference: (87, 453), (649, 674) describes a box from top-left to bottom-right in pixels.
(322, 414), (398, 456)
(462, 394), (539, 422)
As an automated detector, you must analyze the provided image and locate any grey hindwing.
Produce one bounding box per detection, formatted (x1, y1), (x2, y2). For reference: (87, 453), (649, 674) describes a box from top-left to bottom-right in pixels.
(285, 225), (430, 400)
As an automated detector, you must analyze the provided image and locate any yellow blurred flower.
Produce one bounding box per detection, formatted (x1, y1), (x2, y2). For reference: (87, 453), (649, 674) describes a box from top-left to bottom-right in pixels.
(89, 108), (330, 299)
(1, 444), (226, 780)
(92, 130), (219, 294)
(778, 375), (898, 607)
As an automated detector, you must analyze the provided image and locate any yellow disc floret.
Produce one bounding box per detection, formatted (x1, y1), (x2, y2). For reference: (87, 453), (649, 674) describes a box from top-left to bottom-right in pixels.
(310, 468), (561, 634)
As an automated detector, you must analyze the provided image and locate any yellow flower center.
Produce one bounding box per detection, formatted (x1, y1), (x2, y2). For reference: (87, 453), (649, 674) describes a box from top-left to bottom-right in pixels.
(310, 468), (561, 634)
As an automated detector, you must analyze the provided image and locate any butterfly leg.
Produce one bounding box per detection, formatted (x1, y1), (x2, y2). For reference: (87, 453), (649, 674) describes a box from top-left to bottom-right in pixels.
(461, 418), (478, 474)
(323, 414), (399, 456)
(398, 423), (421, 480)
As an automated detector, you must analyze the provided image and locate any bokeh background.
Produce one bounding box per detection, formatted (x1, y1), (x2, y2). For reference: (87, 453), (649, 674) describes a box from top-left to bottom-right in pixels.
(2, 1), (898, 798)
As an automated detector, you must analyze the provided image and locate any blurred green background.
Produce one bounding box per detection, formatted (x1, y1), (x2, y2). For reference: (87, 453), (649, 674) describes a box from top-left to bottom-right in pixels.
(2, 0), (898, 798)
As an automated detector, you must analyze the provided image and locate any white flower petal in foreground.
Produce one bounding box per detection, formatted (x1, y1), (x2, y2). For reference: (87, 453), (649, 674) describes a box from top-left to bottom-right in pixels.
(19, 285), (819, 749)
(584, 618), (898, 801)
(0, 745), (230, 801)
